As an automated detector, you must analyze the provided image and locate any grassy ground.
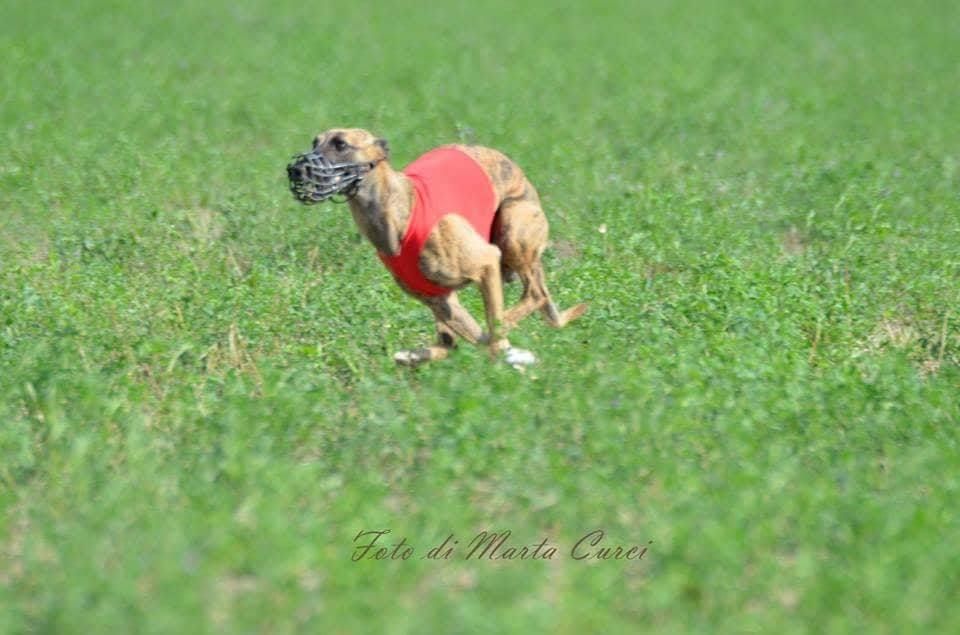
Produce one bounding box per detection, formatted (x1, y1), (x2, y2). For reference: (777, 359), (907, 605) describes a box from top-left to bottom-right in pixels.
(1, 0), (958, 632)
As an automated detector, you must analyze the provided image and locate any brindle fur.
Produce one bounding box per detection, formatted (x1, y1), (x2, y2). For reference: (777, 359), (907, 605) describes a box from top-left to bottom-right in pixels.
(310, 128), (587, 365)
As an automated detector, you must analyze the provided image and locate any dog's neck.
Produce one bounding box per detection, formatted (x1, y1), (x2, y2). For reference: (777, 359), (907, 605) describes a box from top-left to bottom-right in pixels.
(346, 162), (413, 256)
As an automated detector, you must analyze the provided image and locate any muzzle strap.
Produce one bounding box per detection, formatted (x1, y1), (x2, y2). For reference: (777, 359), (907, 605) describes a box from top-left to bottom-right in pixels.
(287, 152), (383, 204)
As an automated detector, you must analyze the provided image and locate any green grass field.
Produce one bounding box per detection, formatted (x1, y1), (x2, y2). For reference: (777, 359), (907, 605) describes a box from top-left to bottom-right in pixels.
(2, 0), (958, 632)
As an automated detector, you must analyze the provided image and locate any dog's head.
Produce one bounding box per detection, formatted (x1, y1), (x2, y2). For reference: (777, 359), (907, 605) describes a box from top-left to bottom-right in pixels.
(286, 128), (390, 204)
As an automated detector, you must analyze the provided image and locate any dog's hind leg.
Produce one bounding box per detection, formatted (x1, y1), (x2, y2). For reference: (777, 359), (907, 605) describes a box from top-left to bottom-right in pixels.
(495, 192), (587, 329)
(535, 265), (588, 328)
(502, 260), (546, 327)
(505, 259), (587, 328)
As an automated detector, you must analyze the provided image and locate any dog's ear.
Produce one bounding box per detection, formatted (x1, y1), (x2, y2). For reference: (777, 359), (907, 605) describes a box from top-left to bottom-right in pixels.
(376, 137), (390, 160)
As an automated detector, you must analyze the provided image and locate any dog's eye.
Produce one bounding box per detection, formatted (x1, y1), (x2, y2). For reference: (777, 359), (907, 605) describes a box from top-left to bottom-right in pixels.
(331, 137), (347, 152)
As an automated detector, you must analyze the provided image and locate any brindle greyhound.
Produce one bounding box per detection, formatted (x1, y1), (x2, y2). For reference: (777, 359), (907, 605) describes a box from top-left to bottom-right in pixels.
(286, 128), (586, 366)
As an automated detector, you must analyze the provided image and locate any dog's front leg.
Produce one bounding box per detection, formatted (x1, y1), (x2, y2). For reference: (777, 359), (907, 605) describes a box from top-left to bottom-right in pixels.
(393, 293), (483, 366)
(415, 217), (536, 366)
(474, 245), (510, 356)
(474, 251), (536, 367)
(427, 292), (484, 344)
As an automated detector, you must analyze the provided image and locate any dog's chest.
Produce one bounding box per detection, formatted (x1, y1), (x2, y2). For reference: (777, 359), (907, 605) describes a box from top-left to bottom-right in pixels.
(378, 147), (498, 296)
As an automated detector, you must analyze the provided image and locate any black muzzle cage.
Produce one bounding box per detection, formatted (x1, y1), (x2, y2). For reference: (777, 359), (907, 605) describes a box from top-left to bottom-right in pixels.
(286, 151), (380, 204)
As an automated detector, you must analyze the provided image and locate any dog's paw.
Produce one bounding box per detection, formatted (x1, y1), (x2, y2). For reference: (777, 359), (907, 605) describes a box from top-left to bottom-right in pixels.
(394, 350), (426, 366)
(503, 346), (536, 368)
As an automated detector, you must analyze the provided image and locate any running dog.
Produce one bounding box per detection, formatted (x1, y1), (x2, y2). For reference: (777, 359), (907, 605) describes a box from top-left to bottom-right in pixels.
(286, 128), (586, 365)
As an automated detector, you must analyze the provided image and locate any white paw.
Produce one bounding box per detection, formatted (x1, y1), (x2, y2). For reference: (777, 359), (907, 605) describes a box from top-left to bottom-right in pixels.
(503, 347), (536, 367)
(394, 350), (424, 366)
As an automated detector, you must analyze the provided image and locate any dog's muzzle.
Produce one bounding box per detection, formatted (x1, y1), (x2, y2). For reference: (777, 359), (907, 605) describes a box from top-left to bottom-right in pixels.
(286, 151), (379, 204)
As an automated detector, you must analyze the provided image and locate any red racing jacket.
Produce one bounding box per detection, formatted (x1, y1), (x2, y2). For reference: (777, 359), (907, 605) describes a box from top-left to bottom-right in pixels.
(378, 146), (498, 297)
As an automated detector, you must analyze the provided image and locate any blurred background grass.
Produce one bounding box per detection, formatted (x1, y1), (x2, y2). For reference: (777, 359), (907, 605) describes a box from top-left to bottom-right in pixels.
(1, 0), (958, 632)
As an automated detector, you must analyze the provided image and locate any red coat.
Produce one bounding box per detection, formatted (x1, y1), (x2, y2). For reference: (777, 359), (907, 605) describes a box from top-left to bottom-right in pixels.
(378, 147), (498, 296)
